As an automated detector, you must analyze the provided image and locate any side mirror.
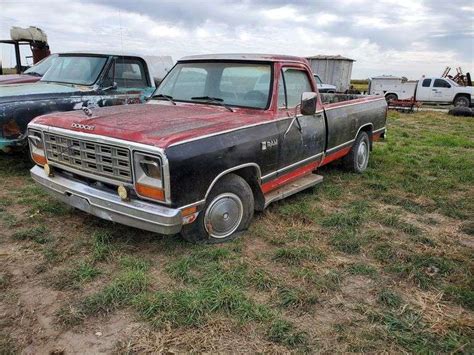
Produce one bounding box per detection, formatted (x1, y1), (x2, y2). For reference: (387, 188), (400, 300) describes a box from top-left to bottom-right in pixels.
(101, 82), (118, 92)
(300, 92), (318, 115)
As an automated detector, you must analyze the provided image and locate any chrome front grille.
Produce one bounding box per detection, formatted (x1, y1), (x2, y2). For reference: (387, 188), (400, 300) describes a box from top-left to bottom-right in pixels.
(44, 133), (132, 183)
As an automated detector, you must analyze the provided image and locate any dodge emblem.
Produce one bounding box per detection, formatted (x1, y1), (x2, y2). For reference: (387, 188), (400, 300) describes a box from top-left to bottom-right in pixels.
(71, 122), (95, 131)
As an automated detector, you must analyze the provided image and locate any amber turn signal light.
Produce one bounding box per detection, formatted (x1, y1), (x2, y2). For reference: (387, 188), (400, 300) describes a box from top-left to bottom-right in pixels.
(135, 183), (165, 201)
(181, 206), (197, 217)
(33, 153), (47, 166)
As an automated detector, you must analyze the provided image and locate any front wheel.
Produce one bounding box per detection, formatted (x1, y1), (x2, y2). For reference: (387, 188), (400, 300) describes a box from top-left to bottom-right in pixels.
(180, 174), (254, 244)
(343, 131), (370, 173)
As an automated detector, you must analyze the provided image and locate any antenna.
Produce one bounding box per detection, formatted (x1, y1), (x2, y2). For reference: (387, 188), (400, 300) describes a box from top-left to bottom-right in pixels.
(118, 9), (129, 105)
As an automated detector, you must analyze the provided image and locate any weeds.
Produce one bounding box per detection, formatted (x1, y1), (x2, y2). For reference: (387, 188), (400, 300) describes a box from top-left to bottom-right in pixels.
(273, 247), (324, 265)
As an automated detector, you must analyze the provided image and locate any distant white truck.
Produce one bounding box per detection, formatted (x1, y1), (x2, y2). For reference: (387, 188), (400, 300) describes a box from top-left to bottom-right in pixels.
(369, 75), (473, 107)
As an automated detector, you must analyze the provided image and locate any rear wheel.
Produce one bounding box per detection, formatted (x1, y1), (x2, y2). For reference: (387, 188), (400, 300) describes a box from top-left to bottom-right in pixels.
(180, 174), (254, 244)
(343, 131), (370, 173)
(385, 93), (397, 103)
(454, 95), (470, 108)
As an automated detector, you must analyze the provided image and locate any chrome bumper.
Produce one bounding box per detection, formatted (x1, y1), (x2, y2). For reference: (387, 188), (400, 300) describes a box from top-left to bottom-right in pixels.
(30, 165), (182, 235)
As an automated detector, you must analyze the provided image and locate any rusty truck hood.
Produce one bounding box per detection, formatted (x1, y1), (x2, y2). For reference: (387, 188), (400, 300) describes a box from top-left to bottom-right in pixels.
(0, 74), (41, 85)
(31, 101), (275, 148)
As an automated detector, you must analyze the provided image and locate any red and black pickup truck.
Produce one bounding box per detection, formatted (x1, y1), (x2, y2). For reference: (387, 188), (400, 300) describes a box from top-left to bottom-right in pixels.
(28, 54), (387, 243)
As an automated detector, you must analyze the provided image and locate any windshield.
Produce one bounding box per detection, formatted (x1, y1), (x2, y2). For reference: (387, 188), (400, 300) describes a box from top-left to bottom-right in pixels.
(41, 55), (108, 85)
(24, 54), (58, 76)
(314, 74), (323, 84)
(155, 62), (272, 109)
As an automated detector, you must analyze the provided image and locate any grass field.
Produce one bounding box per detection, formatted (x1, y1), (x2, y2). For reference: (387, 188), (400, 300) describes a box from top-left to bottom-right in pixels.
(350, 79), (369, 93)
(0, 111), (473, 353)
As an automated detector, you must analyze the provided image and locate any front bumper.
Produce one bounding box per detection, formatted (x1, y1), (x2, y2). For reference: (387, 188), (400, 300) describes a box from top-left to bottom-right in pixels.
(30, 165), (183, 235)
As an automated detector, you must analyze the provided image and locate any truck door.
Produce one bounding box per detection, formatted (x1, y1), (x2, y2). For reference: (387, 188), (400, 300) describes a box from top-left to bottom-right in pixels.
(276, 67), (326, 174)
(416, 78), (432, 101)
(100, 57), (154, 107)
(431, 78), (452, 102)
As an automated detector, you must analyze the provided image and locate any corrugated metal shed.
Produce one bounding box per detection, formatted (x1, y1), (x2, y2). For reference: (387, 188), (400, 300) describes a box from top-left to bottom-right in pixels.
(306, 55), (355, 92)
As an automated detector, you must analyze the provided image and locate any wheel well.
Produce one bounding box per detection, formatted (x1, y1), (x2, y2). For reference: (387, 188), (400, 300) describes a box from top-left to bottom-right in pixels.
(206, 165), (265, 212)
(358, 125), (374, 150)
(454, 93), (471, 103)
(231, 167), (265, 211)
(385, 92), (398, 98)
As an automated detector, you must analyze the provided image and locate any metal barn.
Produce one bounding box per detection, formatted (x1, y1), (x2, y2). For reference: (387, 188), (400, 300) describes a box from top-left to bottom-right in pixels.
(306, 55), (355, 92)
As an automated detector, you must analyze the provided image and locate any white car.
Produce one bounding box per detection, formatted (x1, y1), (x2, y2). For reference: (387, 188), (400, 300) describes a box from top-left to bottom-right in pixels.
(369, 75), (473, 107)
(314, 74), (337, 93)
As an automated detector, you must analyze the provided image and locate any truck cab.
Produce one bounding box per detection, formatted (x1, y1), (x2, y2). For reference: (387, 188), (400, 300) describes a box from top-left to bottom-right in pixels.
(416, 77), (473, 107)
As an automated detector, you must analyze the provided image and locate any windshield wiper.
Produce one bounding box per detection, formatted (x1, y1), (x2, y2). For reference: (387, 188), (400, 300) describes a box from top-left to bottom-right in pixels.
(191, 96), (234, 112)
(151, 94), (176, 105)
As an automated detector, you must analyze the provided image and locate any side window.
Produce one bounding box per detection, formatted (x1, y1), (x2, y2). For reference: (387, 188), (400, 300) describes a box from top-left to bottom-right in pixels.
(422, 79), (431, 87)
(106, 58), (149, 88)
(282, 69), (313, 108)
(277, 71), (286, 108)
(434, 79), (451, 88)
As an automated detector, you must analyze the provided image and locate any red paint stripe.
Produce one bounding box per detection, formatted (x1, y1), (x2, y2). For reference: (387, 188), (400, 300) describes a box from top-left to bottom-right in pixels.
(261, 161), (318, 194)
(320, 146), (351, 166)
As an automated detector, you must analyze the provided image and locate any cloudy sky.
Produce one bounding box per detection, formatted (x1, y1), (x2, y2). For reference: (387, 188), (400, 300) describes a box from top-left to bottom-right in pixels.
(1, 0), (473, 78)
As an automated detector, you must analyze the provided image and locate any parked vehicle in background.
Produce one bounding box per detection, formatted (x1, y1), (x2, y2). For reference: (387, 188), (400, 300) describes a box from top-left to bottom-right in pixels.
(369, 75), (473, 107)
(0, 26), (51, 75)
(313, 74), (336, 93)
(0, 54), (57, 85)
(28, 53), (387, 243)
(0, 52), (173, 150)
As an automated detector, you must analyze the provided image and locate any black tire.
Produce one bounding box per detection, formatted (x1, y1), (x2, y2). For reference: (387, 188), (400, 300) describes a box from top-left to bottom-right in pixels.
(385, 93), (397, 103)
(448, 107), (474, 117)
(453, 95), (470, 108)
(342, 131), (370, 173)
(180, 173), (254, 244)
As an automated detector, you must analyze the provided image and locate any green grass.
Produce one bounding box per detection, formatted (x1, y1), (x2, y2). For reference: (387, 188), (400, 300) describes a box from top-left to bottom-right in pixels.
(275, 286), (318, 310)
(377, 289), (403, 309)
(348, 263), (378, 278)
(12, 225), (50, 244)
(273, 246), (325, 265)
(57, 256), (149, 325)
(1, 111), (473, 352)
(266, 319), (308, 348)
(92, 231), (113, 261)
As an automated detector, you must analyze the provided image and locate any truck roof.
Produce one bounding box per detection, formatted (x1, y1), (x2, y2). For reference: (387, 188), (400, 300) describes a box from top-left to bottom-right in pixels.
(180, 53), (309, 64)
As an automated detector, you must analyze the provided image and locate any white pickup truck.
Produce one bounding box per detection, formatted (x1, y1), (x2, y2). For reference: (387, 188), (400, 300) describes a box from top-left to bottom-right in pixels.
(369, 75), (473, 107)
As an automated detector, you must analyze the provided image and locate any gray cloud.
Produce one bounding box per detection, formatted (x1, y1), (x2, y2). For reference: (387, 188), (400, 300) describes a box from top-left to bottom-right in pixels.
(0, 0), (472, 78)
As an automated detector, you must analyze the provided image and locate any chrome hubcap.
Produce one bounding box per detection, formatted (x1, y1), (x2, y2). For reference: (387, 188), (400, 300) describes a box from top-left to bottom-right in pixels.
(204, 193), (243, 238)
(357, 141), (368, 170)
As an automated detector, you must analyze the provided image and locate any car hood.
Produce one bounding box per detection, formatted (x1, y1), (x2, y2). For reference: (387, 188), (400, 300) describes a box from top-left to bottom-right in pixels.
(0, 82), (87, 104)
(31, 101), (274, 149)
(0, 74), (41, 85)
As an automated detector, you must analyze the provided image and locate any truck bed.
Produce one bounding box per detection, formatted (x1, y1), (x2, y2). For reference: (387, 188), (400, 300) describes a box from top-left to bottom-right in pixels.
(319, 94), (387, 157)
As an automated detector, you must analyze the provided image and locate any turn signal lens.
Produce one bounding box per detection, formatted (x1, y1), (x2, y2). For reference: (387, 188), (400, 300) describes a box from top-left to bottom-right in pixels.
(135, 183), (165, 201)
(182, 206), (197, 217)
(28, 130), (46, 166)
(32, 153), (47, 166)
